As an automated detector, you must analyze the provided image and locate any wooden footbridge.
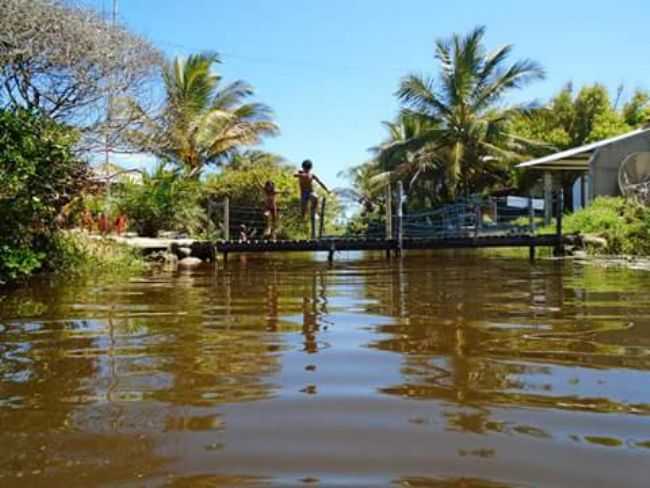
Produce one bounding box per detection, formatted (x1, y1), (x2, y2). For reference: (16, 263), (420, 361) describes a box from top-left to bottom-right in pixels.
(212, 184), (571, 262)
(216, 233), (571, 262)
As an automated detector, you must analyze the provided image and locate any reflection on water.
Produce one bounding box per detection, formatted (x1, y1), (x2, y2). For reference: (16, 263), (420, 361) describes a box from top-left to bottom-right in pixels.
(1, 253), (650, 487)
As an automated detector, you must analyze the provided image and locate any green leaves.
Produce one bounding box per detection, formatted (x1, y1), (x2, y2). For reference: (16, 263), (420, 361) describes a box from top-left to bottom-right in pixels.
(0, 108), (87, 283)
(132, 52), (279, 176)
(114, 164), (203, 237)
(379, 27), (544, 203)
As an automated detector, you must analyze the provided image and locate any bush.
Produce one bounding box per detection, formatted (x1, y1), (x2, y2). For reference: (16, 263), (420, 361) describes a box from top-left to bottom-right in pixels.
(114, 164), (204, 237)
(49, 232), (146, 277)
(558, 197), (650, 255)
(0, 108), (88, 283)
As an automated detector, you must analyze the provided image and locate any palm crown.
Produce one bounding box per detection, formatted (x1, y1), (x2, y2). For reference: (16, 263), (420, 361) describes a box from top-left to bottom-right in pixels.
(131, 52), (279, 176)
(382, 26), (545, 200)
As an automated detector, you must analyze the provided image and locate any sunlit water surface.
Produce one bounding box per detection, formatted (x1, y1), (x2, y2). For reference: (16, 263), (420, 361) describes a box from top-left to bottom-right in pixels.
(1, 253), (650, 487)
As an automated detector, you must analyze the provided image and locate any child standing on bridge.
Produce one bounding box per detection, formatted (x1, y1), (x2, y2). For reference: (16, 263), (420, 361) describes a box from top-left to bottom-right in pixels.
(294, 160), (330, 223)
(263, 180), (279, 240)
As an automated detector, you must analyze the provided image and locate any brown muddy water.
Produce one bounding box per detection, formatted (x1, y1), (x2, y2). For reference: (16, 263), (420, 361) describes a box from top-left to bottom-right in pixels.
(1, 253), (649, 487)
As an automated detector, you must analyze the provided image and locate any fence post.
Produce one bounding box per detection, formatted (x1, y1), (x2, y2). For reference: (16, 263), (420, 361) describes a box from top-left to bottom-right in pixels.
(396, 181), (404, 255)
(223, 197), (230, 241)
(319, 196), (326, 239)
(554, 191), (564, 256)
(385, 184), (393, 240)
(528, 194), (535, 235)
(474, 203), (481, 239)
(310, 203), (317, 240)
(528, 194), (536, 261)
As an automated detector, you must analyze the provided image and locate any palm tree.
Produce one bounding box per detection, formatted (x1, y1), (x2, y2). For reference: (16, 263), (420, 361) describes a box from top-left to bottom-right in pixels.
(130, 52), (279, 176)
(386, 26), (544, 200)
(367, 111), (448, 207)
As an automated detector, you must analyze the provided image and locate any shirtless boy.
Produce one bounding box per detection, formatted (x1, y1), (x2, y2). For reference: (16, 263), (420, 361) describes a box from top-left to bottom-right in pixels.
(294, 159), (330, 220)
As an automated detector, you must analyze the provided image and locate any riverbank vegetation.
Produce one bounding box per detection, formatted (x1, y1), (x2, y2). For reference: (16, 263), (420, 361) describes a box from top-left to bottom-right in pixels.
(352, 28), (649, 210)
(2, 0), (650, 285)
(554, 197), (650, 255)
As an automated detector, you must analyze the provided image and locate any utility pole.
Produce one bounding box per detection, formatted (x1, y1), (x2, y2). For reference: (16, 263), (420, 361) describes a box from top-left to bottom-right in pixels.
(104, 0), (118, 166)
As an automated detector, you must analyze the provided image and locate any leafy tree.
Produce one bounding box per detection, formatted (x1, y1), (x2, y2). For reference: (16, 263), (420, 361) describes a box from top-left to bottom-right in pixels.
(129, 52), (279, 177)
(512, 83), (632, 149)
(385, 26), (544, 201)
(114, 164), (203, 237)
(0, 0), (161, 153)
(622, 89), (650, 127)
(0, 108), (88, 283)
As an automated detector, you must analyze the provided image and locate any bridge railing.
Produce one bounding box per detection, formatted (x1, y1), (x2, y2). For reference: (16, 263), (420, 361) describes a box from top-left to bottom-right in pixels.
(400, 194), (551, 240)
(207, 188), (562, 243)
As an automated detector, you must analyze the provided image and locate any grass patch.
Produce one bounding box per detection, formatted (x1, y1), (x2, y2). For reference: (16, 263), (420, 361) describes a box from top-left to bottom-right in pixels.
(49, 231), (147, 278)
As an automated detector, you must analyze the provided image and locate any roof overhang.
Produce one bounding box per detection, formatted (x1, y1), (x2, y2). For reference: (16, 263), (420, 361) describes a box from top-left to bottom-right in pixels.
(516, 128), (650, 172)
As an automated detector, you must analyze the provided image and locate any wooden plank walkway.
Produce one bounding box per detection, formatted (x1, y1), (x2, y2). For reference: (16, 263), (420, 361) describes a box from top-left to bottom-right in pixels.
(215, 233), (572, 261)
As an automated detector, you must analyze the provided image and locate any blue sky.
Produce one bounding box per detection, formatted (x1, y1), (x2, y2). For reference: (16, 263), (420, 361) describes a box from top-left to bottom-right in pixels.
(92, 0), (650, 187)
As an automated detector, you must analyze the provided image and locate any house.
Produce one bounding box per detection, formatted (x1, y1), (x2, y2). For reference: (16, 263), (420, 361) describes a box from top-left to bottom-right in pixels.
(516, 127), (650, 222)
(92, 162), (143, 185)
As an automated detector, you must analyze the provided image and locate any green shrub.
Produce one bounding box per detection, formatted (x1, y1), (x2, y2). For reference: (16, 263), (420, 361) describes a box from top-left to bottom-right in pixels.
(49, 232), (146, 277)
(549, 196), (650, 255)
(114, 164), (204, 237)
(0, 108), (88, 283)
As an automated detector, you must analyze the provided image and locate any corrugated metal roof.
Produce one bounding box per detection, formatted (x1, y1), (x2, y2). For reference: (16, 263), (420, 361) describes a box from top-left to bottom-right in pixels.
(516, 128), (650, 169)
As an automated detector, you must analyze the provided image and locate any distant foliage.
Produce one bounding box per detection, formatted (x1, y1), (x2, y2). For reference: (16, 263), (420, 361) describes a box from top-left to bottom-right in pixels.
(622, 90), (650, 127)
(114, 164), (203, 237)
(0, 109), (88, 283)
(204, 152), (340, 240)
(511, 84), (633, 152)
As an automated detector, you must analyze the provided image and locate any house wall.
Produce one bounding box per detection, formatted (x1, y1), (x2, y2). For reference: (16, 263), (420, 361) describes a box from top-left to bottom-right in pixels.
(589, 131), (650, 198)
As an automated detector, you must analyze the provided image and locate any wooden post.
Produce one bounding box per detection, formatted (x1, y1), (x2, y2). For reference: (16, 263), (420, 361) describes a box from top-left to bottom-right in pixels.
(396, 181), (404, 255)
(528, 194), (536, 262)
(554, 191), (564, 256)
(474, 203), (481, 239)
(319, 196), (326, 239)
(310, 200), (317, 240)
(544, 171), (552, 226)
(385, 184), (393, 240)
(528, 194), (535, 235)
(328, 241), (335, 264)
(223, 197), (230, 241)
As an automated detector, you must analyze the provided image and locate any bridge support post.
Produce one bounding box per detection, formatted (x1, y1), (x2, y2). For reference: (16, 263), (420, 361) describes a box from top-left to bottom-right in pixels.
(310, 206), (317, 240)
(328, 241), (335, 264)
(319, 197), (326, 239)
(385, 184), (393, 239)
(528, 194), (536, 262)
(554, 191), (565, 256)
(223, 197), (230, 241)
(396, 181), (404, 256)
